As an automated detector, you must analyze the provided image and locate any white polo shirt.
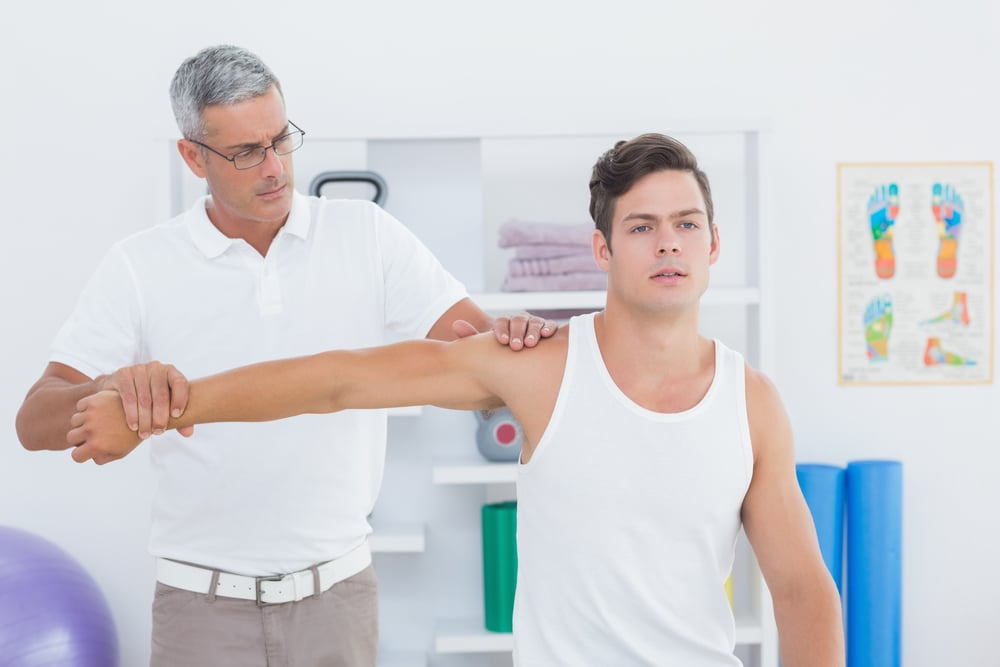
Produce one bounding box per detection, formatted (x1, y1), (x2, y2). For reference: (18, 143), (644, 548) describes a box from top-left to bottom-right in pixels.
(51, 192), (467, 575)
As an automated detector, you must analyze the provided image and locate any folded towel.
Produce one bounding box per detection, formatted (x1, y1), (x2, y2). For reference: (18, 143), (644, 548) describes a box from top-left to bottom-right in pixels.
(509, 254), (597, 277)
(498, 220), (594, 248)
(502, 272), (608, 292)
(514, 243), (592, 259)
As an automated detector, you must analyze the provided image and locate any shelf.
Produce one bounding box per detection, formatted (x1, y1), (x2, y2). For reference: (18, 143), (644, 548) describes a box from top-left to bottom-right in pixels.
(432, 459), (517, 485)
(369, 523), (426, 553)
(472, 287), (760, 313)
(434, 613), (762, 654)
(434, 618), (514, 654)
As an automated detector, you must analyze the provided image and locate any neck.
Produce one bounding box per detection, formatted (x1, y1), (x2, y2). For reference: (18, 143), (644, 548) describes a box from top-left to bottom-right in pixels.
(205, 200), (286, 257)
(596, 300), (705, 378)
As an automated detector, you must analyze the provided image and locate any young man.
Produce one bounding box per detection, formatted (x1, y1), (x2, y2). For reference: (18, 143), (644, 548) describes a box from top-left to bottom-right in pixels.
(69, 133), (845, 665)
(16, 45), (554, 667)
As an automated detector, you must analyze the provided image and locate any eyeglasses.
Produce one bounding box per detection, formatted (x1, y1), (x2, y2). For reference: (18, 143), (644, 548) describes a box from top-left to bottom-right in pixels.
(188, 121), (305, 170)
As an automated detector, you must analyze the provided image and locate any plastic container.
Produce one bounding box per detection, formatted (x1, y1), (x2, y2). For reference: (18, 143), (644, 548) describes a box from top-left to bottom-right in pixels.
(481, 500), (518, 632)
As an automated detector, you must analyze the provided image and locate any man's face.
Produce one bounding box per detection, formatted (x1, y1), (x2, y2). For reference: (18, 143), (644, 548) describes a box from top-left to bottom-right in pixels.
(184, 85), (296, 231)
(594, 169), (719, 312)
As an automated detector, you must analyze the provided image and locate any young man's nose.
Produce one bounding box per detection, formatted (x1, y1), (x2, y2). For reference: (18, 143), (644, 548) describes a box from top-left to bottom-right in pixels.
(656, 233), (681, 255)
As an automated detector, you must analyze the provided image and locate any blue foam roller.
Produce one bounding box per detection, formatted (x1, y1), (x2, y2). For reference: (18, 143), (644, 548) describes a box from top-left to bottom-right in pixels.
(795, 463), (845, 594)
(846, 460), (902, 667)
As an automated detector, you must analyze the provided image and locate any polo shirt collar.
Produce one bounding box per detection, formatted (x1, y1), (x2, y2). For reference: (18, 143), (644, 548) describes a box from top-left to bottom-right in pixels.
(185, 190), (311, 259)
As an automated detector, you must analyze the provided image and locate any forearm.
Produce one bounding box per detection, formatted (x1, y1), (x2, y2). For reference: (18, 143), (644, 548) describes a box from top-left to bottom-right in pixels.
(774, 577), (845, 666)
(167, 353), (347, 431)
(17, 376), (106, 451)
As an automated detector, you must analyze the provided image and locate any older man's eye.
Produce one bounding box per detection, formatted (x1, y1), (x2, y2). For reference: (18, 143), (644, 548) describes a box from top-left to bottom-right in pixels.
(234, 147), (260, 161)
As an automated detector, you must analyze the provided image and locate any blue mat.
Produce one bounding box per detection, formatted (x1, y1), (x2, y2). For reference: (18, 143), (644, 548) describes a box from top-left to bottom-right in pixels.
(846, 459), (902, 667)
(795, 463), (845, 594)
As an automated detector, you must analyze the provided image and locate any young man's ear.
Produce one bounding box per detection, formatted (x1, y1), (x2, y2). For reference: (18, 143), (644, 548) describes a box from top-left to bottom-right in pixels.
(709, 223), (721, 265)
(592, 229), (611, 271)
(177, 139), (208, 178)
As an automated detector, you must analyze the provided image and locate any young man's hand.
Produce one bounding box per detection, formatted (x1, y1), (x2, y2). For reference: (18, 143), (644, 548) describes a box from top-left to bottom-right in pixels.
(67, 390), (144, 465)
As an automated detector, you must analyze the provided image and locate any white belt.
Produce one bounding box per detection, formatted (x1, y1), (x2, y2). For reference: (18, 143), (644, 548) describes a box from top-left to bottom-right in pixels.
(156, 542), (371, 606)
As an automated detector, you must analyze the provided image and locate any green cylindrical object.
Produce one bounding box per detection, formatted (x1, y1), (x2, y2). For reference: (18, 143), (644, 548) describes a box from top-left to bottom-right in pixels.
(481, 500), (518, 632)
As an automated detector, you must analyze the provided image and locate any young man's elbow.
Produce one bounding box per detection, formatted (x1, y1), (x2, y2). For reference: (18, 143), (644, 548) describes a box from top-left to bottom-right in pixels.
(774, 568), (841, 615)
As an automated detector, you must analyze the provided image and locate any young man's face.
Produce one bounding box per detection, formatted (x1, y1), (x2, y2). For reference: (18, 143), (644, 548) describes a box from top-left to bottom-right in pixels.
(182, 85), (296, 232)
(594, 169), (720, 312)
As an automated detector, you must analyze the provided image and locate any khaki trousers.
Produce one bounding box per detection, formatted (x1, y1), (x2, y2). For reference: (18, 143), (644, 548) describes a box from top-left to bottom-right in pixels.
(150, 564), (378, 667)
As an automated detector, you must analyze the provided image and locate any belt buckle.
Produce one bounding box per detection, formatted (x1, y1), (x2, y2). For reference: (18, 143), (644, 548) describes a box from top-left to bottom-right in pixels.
(255, 574), (285, 607)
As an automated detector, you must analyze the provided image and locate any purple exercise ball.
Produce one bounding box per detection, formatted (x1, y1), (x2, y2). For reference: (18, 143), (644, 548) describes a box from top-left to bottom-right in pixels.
(0, 526), (119, 667)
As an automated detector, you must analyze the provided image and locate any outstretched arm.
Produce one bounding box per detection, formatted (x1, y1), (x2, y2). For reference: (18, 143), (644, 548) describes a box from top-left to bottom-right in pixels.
(741, 367), (844, 666)
(68, 335), (506, 465)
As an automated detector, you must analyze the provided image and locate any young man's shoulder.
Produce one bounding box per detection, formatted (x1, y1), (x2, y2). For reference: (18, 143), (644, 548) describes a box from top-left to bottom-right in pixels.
(743, 364), (783, 402)
(743, 363), (793, 461)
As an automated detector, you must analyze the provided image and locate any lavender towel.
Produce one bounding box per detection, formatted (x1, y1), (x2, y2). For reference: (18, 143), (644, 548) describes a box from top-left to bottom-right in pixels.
(502, 272), (608, 292)
(509, 254), (597, 278)
(498, 221), (594, 248)
(514, 243), (592, 259)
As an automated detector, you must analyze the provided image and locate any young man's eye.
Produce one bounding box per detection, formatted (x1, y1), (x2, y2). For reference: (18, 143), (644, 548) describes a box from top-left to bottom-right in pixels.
(632, 225), (651, 233)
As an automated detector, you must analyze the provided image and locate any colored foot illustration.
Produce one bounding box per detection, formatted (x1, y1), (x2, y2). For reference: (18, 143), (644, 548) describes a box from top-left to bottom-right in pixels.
(923, 337), (976, 366)
(920, 291), (971, 326)
(932, 183), (964, 278)
(867, 184), (899, 279)
(864, 295), (893, 361)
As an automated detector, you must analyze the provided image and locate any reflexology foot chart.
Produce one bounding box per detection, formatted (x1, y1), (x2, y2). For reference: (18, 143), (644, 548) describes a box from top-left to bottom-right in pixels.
(838, 163), (993, 384)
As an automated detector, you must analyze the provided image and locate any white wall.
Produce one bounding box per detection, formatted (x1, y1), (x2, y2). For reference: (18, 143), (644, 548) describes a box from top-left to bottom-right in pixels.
(2, 1), (997, 665)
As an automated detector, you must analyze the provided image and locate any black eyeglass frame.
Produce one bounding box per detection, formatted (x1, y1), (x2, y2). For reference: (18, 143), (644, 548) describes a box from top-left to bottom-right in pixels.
(188, 121), (305, 170)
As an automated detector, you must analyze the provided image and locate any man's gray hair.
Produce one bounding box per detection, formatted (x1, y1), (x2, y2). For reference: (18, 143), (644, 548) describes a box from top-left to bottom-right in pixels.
(170, 45), (282, 140)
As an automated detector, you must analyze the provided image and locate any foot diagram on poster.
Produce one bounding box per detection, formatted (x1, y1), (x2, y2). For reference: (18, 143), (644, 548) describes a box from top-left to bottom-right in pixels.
(838, 163), (993, 385)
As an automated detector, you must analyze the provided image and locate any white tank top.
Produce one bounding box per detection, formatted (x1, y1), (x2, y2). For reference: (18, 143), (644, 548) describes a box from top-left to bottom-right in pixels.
(513, 312), (753, 666)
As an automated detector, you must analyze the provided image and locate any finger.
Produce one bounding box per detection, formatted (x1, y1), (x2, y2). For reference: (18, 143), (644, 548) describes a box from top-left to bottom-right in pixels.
(111, 369), (140, 432)
(506, 313), (532, 350)
(71, 443), (94, 464)
(521, 316), (558, 346)
(491, 316), (511, 344)
(178, 425), (195, 438)
(133, 364), (153, 439)
(451, 319), (480, 339)
(66, 423), (84, 448)
(93, 454), (116, 466)
(149, 363), (171, 434)
(167, 367), (190, 420)
(522, 316), (549, 347)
